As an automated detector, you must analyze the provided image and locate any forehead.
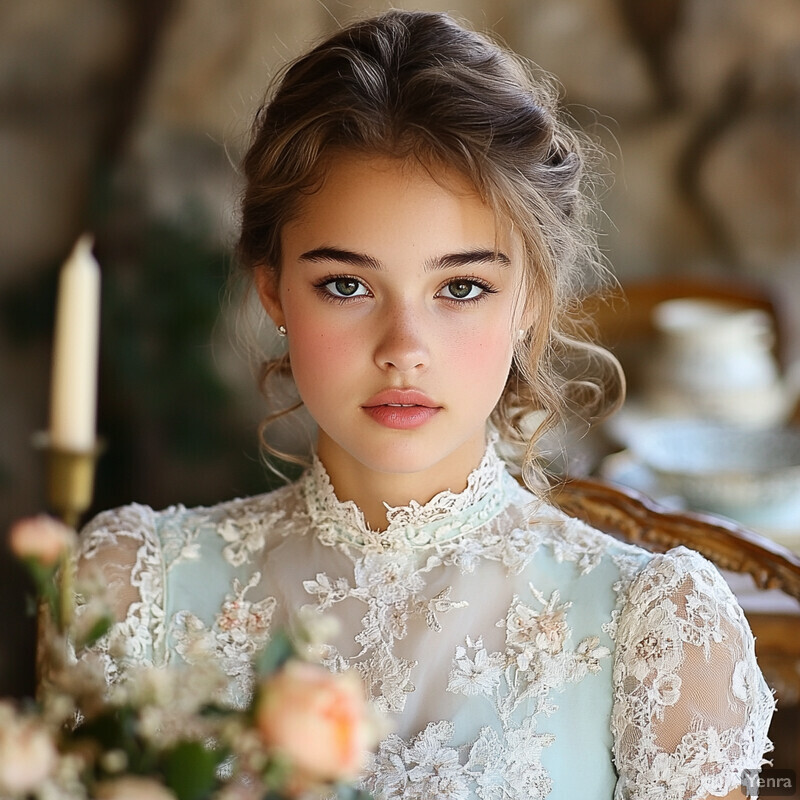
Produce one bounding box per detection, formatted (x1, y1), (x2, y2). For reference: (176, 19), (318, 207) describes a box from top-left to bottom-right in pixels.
(281, 153), (514, 257)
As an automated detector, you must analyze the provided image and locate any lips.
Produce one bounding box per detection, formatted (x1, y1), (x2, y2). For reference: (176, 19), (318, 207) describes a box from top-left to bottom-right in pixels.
(362, 389), (441, 430)
(363, 388), (438, 408)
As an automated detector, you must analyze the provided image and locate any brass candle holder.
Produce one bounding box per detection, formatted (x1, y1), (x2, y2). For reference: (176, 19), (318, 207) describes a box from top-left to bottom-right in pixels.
(33, 432), (104, 530)
(33, 433), (104, 686)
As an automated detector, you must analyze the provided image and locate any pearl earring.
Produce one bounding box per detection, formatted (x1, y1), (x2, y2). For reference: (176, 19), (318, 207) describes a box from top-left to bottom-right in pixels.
(276, 324), (287, 337)
(517, 329), (526, 340)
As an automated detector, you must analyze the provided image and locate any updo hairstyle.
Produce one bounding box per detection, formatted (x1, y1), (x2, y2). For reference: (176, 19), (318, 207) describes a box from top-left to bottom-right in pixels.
(235, 9), (622, 489)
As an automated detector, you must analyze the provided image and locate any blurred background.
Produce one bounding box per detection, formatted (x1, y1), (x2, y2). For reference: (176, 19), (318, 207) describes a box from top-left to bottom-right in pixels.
(2, 0), (800, 706)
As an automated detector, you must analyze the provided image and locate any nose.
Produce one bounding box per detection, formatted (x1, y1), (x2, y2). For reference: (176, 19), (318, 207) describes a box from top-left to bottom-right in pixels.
(373, 306), (430, 373)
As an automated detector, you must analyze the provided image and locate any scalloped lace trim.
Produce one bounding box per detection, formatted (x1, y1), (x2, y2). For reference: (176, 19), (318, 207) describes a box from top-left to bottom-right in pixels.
(302, 436), (515, 551)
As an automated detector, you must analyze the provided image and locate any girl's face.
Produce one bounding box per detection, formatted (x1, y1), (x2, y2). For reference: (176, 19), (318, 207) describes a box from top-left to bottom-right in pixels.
(256, 154), (527, 491)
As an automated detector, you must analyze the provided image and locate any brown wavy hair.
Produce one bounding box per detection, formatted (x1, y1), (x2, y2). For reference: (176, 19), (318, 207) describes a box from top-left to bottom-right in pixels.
(235, 9), (622, 488)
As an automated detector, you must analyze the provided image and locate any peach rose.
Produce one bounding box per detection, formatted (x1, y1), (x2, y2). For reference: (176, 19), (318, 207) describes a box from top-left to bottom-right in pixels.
(0, 711), (58, 794)
(9, 515), (76, 567)
(255, 662), (372, 786)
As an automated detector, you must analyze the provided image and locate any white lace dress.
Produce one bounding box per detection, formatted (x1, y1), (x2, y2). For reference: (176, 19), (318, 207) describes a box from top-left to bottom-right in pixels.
(76, 442), (775, 800)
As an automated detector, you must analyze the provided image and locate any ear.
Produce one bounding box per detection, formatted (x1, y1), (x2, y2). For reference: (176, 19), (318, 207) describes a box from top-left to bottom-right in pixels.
(253, 266), (285, 328)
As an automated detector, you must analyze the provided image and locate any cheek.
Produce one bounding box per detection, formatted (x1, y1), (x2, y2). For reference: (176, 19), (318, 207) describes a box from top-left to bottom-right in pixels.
(286, 315), (360, 396)
(446, 322), (515, 388)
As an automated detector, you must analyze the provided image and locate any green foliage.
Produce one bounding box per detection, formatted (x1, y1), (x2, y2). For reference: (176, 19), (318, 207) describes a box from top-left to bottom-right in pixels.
(101, 219), (233, 461)
(336, 787), (375, 800)
(72, 707), (229, 798)
(0, 261), (59, 345)
(72, 706), (158, 776)
(21, 558), (59, 620)
(255, 629), (295, 678)
(261, 753), (293, 796)
(162, 740), (228, 800)
(76, 614), (114, 650)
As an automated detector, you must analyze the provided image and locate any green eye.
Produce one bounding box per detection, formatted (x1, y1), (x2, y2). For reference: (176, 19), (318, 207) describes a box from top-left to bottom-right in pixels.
(334, 279), (360, 296)
(443, 281), (483, 300)
(323, 278), (367, 298)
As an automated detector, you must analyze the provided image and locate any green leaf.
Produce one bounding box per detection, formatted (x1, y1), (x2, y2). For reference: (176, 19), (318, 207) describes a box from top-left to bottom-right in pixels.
(76, 614), (114, 649)
(162, 740), (224, 800)
(255, 631), (295, 678)
(22, 558), (58, 611)
(333, 786), (375, 800)
(198, 702), (234, 718)
(261, 754), (292, 790)
(70, 705), (162, 775)
(71, 707), (134, 751)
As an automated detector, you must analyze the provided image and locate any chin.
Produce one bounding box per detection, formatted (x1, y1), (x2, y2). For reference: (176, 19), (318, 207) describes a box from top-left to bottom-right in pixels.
(354, 444), (444, 476)
(353, 430), (484, 479)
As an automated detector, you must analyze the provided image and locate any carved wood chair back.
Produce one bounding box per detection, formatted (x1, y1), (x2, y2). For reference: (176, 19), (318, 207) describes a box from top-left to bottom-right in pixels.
(550, 476), (800, 601)
(551, 476), (800, 705)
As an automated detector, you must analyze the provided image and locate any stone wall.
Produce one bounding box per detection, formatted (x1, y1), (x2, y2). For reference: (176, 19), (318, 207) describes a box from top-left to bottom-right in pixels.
(1, 0), (799, 694)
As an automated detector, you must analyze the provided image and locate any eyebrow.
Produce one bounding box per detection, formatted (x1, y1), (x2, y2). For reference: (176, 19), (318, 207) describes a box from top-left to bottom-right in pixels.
(298, 246), (510, 271)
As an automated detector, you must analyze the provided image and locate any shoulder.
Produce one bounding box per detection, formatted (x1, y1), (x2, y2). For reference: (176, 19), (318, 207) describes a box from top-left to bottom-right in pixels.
(510, 481), (656, 580)
(78, 501), (160, 563)
(623, 544), (739, 611)
(615, 544), (752, 663)
(78, 479), (306, 560)
(510, 475), (734, 592)
(546, 505), (739, 617)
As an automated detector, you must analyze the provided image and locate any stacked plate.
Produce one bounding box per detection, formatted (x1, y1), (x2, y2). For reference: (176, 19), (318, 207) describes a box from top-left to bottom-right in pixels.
(603, 411), (800, 545)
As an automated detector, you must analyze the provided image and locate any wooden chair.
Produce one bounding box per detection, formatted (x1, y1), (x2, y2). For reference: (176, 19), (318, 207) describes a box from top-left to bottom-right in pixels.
(550, 476), (800, 706)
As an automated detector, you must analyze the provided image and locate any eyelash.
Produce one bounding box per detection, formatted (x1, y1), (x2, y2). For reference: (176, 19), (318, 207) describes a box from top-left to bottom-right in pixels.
(312, 274), (499, 305)
(438, 276), (499, 305)
(313, 275), (370, 305)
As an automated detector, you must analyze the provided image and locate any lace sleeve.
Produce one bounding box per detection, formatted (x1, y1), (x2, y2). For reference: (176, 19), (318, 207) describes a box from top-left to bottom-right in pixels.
(612, 546), (776, 800)
(73, 503), (165, 686)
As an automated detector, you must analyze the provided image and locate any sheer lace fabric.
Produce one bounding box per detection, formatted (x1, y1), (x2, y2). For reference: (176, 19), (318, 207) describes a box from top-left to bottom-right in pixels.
(74, 442), (774, 799)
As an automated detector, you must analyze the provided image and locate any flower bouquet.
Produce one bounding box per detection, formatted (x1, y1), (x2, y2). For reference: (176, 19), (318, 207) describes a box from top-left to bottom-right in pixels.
(2, 516), (380, 800)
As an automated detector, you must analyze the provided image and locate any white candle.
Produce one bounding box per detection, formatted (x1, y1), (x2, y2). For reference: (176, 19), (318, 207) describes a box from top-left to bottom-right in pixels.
(49, 234), (101, 451)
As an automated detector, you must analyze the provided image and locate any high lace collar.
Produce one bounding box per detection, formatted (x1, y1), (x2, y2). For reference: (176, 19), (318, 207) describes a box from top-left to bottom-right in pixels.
(301, 437), (517, 552)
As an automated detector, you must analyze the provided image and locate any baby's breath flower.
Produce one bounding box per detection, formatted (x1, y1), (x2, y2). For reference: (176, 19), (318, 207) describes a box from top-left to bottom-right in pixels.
(99, 749), (128, 774)
(291, 607), (342, 661)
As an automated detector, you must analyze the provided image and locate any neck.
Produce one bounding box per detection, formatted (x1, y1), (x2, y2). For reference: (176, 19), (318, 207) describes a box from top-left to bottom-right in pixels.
(315, 433), (488, 531)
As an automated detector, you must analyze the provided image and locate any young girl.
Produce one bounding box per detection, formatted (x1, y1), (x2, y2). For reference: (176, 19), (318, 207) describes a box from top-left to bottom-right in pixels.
(77, 10), (774, 799)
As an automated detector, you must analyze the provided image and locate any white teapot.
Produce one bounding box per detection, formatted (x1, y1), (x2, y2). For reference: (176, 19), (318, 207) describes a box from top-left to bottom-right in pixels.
(643, 298), (800, 427)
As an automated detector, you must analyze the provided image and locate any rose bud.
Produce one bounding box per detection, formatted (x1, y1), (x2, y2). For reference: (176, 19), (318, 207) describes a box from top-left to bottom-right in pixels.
(255, 662), (372, 786)
(8, 515), (76, 567)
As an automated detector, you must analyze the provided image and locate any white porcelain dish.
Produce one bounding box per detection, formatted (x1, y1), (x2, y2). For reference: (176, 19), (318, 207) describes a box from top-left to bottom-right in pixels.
(625, 419), (800, 532)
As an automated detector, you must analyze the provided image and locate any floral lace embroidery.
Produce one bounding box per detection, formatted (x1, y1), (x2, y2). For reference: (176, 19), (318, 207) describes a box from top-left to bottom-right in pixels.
(367, 719), (557, 800)
(216, 492), (291, 568)
(303, 464), (641, 729)
(612, 547), (775, 800)
(158, 505), (207, 569)
(365, 582), (612, 800)
(75, 503), (167, 681)
(305, 549), (469, 713)
(171, 572), (276, 707)
(303, 499), (626, 798)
